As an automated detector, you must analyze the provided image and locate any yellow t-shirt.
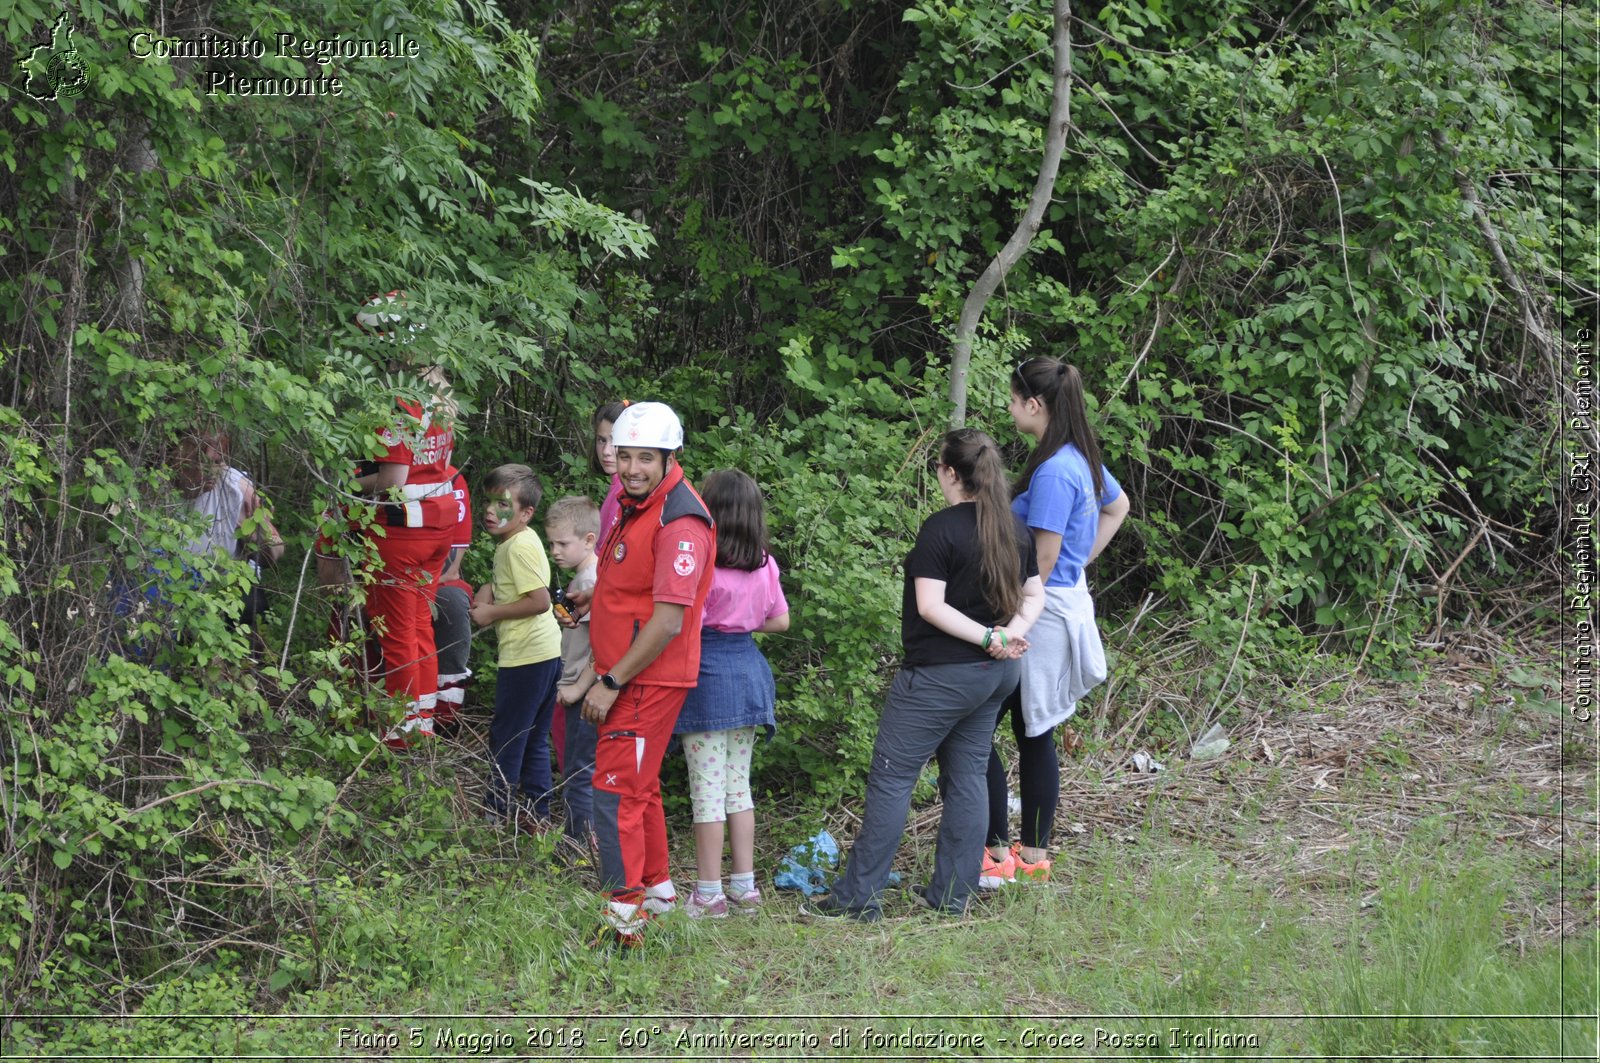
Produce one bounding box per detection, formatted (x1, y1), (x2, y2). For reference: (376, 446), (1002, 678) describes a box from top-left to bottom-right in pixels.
(492, 527), (562, 667)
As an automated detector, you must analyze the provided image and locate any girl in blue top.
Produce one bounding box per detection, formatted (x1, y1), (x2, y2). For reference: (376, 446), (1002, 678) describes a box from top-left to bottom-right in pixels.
(982, 358), (1129, 886)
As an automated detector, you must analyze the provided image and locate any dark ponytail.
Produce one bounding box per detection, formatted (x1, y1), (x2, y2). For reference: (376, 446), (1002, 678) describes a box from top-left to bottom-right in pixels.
(1012, 358), (1106, 499)
(940, 428), (1023, 621)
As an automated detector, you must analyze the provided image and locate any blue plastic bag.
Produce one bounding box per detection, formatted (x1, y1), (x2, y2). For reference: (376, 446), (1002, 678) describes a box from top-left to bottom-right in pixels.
(773, 829), (897, 895)
(773, 830), (838, 896)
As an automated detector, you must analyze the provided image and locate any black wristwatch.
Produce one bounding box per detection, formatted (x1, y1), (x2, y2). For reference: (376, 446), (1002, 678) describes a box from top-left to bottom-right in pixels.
(599, 672), (622, 691)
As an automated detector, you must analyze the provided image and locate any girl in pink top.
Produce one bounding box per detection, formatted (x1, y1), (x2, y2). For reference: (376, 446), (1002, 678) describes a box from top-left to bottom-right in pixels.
(592, 400), (628, 538)
(674, 470), (790, 919)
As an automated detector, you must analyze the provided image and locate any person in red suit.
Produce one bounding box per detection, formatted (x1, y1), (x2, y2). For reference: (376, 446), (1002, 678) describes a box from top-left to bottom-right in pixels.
(574, 402), (716, 946)
(352, 291), (459, 748)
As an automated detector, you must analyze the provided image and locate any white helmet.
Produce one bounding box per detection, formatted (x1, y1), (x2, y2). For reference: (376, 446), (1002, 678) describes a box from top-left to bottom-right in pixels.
(355, 289), (424, 340)
(612, 401), (684, 450)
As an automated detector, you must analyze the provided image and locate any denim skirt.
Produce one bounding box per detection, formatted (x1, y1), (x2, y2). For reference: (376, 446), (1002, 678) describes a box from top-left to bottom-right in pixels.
(674, 629), (777, 738)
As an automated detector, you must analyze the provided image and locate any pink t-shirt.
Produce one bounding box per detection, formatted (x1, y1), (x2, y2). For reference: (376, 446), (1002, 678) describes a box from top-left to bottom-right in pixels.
(598, 474), (623, 540)
(702, 554), (788, 634)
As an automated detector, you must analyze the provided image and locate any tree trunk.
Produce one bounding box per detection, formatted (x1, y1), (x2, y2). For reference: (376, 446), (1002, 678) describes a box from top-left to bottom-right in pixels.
(113, 3), (213, 339)
(947, 0), (1072, 427)
(1433, 130), (1594, 460)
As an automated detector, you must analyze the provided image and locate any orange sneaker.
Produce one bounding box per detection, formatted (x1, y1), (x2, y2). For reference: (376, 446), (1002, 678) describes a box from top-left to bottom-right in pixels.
(979, 848), (1017, 889)
(1012, 846), (1052, 882)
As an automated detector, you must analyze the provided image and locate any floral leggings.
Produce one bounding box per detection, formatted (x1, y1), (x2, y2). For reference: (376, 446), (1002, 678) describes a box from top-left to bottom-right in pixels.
(682, 726), (757, 823)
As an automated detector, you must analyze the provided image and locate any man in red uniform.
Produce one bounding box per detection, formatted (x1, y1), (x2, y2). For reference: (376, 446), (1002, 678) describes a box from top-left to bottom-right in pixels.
(360, 395), (456, 746)
(578, 402), (715, 945)
(353, 291), (459, 747)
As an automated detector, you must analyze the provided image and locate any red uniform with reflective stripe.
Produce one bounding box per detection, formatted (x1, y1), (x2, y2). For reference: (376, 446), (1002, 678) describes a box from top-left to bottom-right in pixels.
(372, 398), (457, 530)
(591, 464), (716, 687)
(363, 396), (455, 709)
(443, 467), (472, 551)
(589, 462), (715, 907)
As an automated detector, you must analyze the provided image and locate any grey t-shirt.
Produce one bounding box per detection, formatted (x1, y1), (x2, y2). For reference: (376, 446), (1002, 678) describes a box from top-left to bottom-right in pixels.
(557, 562), (598, 691)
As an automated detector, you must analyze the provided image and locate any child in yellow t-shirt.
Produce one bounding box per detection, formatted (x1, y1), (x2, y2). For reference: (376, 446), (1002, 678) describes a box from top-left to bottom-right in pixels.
(470, 464), (563, 828)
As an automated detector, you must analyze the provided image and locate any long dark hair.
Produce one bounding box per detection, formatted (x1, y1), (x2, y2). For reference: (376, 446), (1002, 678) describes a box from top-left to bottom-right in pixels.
(700, 468), (769, 572)
(1012, 358), (1106, 499)
(589, 399), (629, 476)
(940, 429), (1022, 620)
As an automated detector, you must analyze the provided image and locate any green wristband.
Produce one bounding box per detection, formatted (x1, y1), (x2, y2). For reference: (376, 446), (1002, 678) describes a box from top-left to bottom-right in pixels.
(981, 627), (994, 650)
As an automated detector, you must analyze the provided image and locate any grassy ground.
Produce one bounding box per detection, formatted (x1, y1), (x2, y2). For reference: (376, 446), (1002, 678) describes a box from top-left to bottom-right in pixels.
(9, 640), (1598, 1060)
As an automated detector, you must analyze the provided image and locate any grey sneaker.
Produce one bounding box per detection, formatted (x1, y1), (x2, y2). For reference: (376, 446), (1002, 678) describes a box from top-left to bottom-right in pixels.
(799, 896), (881, 923)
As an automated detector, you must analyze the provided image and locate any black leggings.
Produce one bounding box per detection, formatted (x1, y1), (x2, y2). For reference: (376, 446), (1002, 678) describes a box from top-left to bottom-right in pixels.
(985, 683), (1059, 849)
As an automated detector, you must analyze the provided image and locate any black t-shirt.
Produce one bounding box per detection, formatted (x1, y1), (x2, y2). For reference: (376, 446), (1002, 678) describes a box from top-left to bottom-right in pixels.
(901, 502), (1039, 667)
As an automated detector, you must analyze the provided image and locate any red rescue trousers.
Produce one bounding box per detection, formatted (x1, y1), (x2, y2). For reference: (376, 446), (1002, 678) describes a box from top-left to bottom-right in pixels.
(364, 528), (450, 709)
(591, 683), (688, 904)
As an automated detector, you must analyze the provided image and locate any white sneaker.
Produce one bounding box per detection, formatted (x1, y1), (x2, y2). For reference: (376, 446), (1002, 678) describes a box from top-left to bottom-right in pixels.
(603, 899), (648, 933)
(642, 879), (678, 916)
(382, 709), (435, 749)
(593, 899), (651, 948)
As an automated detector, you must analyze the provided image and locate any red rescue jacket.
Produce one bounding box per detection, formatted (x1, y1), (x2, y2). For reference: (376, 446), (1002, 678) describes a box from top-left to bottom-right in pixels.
(365, 397), (457, 531)
(591, 463), (716, 687)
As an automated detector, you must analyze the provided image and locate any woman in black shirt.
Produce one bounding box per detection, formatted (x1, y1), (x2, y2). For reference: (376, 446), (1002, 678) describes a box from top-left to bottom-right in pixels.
(806, 429), (1044, 919)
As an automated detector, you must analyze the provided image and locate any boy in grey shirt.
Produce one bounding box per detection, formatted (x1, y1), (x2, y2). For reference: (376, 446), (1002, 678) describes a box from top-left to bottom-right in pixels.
(545, 496), (601, 843)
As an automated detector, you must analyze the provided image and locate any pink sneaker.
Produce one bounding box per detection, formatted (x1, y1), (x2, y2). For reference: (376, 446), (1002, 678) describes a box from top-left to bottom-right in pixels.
(684, 890), (728, 920)
(728, 886), (764, 914)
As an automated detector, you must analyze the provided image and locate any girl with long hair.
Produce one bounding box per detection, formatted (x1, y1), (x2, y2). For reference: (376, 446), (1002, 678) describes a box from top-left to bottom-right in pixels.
(674, 469), (790, 918)
(805, 429), (1044, 920)
(982, 358), (1129, 886)
(592, 399), (629, 538)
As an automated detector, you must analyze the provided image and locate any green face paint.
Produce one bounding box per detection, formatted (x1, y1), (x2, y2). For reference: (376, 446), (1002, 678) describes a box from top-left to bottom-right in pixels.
(487, 493), (518, 527)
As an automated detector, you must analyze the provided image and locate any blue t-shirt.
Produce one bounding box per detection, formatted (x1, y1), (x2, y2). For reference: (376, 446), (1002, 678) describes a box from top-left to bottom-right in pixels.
(1012, 444), (1122, 588)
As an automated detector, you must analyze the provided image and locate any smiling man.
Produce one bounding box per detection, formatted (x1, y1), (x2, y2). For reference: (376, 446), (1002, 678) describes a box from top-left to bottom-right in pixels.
(577, 402), (716, 945)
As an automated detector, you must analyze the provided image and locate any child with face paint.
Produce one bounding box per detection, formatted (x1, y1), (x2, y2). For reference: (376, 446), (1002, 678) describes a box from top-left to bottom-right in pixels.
(471, 464), (564, 829)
